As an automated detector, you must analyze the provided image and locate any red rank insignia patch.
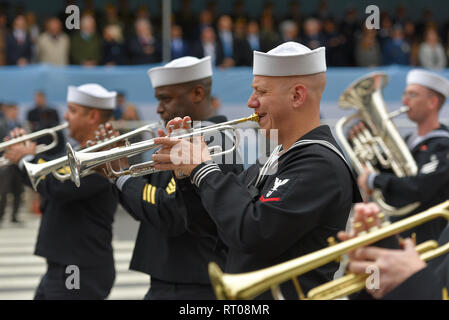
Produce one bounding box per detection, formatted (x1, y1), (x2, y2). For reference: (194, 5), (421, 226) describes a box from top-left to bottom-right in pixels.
(420, 145), (428, 151)
(259, 195), (280, 202)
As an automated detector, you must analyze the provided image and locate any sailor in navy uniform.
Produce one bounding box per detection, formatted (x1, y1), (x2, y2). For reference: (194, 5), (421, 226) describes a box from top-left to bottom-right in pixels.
(4, 84), (119, 299)
(358, 69), (449, 243)
(152, 42), (362, 299)
(106, 57), (243, 299)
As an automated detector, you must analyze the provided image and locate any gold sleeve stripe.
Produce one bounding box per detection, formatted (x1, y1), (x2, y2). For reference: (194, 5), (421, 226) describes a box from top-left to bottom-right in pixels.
(443, 287), (448, 300)
(57, 166), (71, 175)
(147, 184), (153, 203)
(142, 184), (148, 201)
(150, 185), (156, 204)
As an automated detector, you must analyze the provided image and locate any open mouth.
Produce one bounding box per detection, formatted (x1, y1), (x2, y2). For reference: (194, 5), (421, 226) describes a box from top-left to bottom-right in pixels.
(257, 113), (267, 121)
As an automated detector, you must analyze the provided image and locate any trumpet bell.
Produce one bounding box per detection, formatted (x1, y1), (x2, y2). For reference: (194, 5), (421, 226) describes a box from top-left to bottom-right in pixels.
(66, 143), (81, 188)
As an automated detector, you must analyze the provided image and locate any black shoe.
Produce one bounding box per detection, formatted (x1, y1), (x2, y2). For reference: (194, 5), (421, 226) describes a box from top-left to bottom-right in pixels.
(11, 218), (21, 224)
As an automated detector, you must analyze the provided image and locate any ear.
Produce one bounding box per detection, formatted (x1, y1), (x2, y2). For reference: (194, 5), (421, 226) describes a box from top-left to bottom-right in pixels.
(190, 85), (205, 103)
(428, 94), (441, 112)
(291, 83), (307, 109)
(87, 109), (100, 125)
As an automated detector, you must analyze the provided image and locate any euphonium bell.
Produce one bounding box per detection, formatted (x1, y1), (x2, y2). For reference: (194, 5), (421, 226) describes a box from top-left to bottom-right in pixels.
(335, 72), (419, 216)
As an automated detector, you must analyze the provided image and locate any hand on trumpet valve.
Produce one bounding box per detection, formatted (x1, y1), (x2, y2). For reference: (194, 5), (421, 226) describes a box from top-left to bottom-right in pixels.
(90, 122), (129, 179)
(152, 116), (211, 179)
(337, 202), (425, 299)
(3, 127), (37, 164)
(357, 164), (374, 199)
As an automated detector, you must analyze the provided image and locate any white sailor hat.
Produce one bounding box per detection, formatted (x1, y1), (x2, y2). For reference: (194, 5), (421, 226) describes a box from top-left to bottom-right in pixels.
(406, 69), (449, 98)
(67, 84), (116, 110)
(253, 41), (326, 77)
(148, 56), (212, 88)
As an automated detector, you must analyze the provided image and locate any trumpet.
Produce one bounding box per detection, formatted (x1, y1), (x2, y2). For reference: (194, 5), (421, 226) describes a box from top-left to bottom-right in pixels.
(209, 200), (449, 300)
(66, 114), (259, 188)
(23, 122), (161, 191)
(0, 122), (68, 167)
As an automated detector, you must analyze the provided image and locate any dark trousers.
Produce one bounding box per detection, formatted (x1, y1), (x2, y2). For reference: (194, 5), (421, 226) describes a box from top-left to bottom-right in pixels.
(144, 277), (217, 300)
(0, 166), (23, 222)
(34, 261), (115, 300)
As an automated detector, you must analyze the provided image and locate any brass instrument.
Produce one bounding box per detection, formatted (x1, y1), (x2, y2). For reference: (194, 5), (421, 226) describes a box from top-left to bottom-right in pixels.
(0, 122), (68, 167)
(335, 72), (419, 216)
(66, 114), (259, 188)
(23, 122), (161, 191)
(209, 200), (449, 300)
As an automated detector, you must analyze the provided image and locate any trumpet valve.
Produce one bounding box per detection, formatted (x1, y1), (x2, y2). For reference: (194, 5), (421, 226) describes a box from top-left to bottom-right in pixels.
(327, 237), (340, 262)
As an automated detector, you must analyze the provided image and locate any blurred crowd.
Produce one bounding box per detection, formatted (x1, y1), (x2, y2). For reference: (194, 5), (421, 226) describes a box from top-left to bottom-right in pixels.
(0, 0), (448, 69)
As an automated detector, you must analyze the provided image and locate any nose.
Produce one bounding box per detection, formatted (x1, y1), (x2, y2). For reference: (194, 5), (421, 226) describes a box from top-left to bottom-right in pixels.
(247, 92), (259, 109)
(402, 95), (408, 106)
(63, 110), (69, 121)
(156, 103), (164, 115)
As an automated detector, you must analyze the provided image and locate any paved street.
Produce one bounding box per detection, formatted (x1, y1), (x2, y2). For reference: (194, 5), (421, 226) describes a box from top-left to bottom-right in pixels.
(0, 201), (149, 300)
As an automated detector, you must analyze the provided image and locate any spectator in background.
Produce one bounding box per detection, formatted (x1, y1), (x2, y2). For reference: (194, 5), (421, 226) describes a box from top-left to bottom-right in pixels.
(128, 18), (161, 64)
(279, 20), (301, 43)
(259, 14), (280, 52)
(26, 91), (65, 156)
(191, 26), (221, 66)
(394, 5), (408, 27)
(323, 17), (347, 66)
(25, 12), (39, 63)
(339, 7), (360, 66)
(175, 0), (196, 41)
(195, 9), (214, 40)
(404, 20), (419, 66)
(104, 3), (123, 31)
(102, 24), (128, 65)
(246, 20), (261, 52)
(302, 18), (326, 50)
(0, 103), (7, 139)
(316, 0), (331, 21)
(382, 24), (410, 66)
(233, 18), (252, 66)
(378, 13), (393, 46)
(113, 91), (126, 120)
(6, 14), (32, 66)
(170, 24), (189, 60)
(231, 0), (248, 22)
(418, 27), (446, 70)
(0, 104), (24, 225)
(37, 17), (69, 65)
(216, 15), (236, 68)
(70, 14), (102, 66)
(0, 13), (8, 65)
(282, 1), (303, 27)
(355, 27), (381, 67)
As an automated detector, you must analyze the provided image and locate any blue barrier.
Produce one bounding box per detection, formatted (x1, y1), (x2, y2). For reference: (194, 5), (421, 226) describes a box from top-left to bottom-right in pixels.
(1, 64), (449, 122)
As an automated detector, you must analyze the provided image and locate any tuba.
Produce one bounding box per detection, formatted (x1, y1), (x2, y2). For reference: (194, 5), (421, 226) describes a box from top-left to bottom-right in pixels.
(335, 72), (419, 216)
(209, 200), (449, 300)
